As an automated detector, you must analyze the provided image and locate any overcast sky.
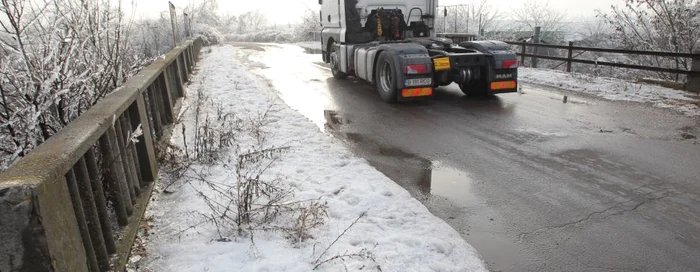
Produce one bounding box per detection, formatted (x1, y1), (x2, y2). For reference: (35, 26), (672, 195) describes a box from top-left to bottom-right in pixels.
(131, 0), (621, 23)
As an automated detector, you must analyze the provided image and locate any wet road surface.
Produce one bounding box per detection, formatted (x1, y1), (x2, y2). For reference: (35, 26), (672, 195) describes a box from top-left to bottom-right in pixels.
(234, 43), (700, 272)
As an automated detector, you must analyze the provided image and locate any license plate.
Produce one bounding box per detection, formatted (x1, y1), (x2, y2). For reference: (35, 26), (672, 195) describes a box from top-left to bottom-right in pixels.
(405, 78), (432, 87)
(433, 57), (450, 71)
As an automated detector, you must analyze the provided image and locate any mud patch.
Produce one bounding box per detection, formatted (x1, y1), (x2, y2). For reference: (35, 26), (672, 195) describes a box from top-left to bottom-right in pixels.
(682, 133), (697, 140)
(620, 127), (636, 134)
(679, 125), (699, 141)
(231, 43), (266, 51)
(303, 47), (322, 54)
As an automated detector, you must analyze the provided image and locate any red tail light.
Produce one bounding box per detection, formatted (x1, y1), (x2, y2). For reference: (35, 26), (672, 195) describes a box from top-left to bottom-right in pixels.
(502, 59), (519, 69)
(404, 64), (428, 74)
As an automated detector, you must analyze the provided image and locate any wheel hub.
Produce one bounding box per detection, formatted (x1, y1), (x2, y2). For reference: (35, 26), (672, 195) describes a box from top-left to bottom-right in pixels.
(331, 51), (339, 72)
(379, 61), (393, 92)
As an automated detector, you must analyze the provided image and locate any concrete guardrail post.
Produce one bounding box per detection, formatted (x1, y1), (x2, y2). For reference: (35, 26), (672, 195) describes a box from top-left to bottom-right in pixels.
(0, 160), (88, 272)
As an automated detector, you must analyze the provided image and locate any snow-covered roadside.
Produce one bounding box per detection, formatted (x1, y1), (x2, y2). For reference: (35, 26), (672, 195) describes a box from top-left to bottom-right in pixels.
(519, 67), (700, 118)
(293, 41), (322, 51)
(133, 45), (486, 271)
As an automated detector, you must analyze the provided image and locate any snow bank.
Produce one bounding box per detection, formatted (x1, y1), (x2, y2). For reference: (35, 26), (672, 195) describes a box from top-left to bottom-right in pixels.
(135, 45), (487, 271)
(519, 67), (700, 117)
(194, 24), (226, 45)
(293, 41), (323, 51)
(226, 30), (295, 43)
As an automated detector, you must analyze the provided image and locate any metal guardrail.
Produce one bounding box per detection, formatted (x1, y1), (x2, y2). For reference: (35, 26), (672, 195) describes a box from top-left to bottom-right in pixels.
(0, 37), (204, 272)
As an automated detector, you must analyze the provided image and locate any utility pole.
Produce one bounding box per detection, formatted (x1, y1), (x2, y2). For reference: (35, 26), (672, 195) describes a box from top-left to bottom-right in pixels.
(453, 8), (457, 33)
(466, 6), (469, 34)
(169, 1), (180, 47)
(478, 13), (482, 36)
(184, 13), (190, 38)
(443, 7), (447, 33)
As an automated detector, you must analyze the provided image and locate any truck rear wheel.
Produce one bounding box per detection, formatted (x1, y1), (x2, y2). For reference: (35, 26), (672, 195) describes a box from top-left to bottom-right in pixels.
(376, 52), (398, 103)
(459, 80), (488, 97)
(330, 44), (348, 80)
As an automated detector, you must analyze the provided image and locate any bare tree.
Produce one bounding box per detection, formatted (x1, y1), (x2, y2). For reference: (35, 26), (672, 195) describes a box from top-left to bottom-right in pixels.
(434, 4), (469, 33)
(467, 0), (502, 36)
(219, 13), (238, 34)
(237, 10), (268, 34)
(294, 9), (321, 41)
(512, 0), (566, 41)
(597, 0), (699, 80)
(0, 0), (142, 169)
(193, 0), (221, 27)
(578, 17), (612, 47)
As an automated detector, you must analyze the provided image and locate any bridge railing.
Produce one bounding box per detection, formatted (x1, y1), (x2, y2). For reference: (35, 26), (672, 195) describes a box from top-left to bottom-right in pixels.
(0, 38), (204, 272)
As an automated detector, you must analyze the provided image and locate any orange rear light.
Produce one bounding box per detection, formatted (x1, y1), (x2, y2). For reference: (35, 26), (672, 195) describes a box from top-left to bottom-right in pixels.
(490, 81), (517, 90)
(401, 87), (433, 97)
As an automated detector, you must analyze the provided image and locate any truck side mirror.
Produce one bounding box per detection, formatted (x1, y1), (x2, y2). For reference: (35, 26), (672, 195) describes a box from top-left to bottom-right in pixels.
(319, 0), (322, 4)
(444, 7), (447, 17)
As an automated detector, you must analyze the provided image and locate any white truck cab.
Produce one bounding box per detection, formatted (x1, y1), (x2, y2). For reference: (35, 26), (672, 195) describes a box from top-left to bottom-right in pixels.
(320, 0), (436, 45)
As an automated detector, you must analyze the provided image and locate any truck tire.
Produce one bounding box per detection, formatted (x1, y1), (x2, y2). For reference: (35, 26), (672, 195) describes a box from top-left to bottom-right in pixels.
(330, 43), (348, 79)
(375, 51), (398, 103)
(459, 80), (488, 97)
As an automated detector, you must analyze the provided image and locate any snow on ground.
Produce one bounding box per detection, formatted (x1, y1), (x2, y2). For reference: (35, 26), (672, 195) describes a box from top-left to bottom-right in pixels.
(293, 41), (322, 51)
(134, 45), (486, 271)
(519, 67), (700, 118)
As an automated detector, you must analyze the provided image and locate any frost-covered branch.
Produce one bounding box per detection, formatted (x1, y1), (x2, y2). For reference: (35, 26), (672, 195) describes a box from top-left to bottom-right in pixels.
(597, 0), (699, 80)
(0, 0), (147, 169)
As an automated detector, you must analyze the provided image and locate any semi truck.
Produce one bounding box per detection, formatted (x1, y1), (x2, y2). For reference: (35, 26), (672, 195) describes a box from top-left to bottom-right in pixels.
(320, 0), (519, 103)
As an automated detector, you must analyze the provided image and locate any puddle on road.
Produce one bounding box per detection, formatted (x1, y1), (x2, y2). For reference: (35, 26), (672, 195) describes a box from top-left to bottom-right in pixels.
(426, 162), (481, 207)
(323, 109), (526, 271)
(236, 45), (333, 131)
(325, 109), (479, 203)
(325, 109), (478, 204)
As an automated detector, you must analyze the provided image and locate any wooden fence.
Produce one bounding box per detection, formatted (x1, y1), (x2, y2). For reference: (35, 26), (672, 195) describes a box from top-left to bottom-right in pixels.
(0, 38), (204, 272)
(505, 41), (700, 92)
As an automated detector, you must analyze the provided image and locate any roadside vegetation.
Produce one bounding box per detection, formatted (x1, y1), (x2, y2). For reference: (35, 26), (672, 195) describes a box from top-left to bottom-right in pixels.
(0, 0), (224, 169)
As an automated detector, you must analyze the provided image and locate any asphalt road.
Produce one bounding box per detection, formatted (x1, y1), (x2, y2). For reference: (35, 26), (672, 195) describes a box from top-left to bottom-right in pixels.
(235, 44), (700, 272)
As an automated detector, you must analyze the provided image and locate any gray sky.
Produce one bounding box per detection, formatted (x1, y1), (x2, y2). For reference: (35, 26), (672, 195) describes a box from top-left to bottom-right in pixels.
(131, 0), (621, 23)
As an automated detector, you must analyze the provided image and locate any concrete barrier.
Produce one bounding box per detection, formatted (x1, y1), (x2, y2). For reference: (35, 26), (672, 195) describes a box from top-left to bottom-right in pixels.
(0, 38), (204, 272)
